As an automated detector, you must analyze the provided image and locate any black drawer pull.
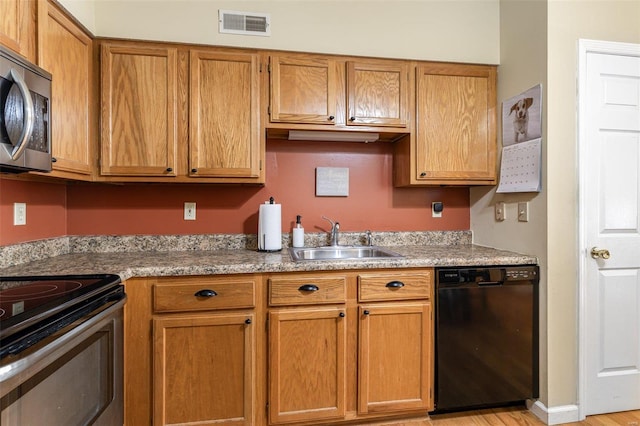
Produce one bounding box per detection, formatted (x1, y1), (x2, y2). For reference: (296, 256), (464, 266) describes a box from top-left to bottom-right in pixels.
(339, 312), (345, 318)
(386, 281), (405, 289)
(194, 289), (218, 298)
(363, 310), (370, 315)
(245, 318), (252, 325)
(298, 284), (319, 292)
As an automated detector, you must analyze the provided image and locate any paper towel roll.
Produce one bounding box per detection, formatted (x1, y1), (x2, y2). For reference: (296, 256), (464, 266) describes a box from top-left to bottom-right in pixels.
(258, 201), (282, 251)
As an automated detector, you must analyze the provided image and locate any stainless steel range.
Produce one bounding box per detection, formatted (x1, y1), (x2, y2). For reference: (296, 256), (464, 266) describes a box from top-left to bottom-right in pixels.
(0, 274), (126, 425)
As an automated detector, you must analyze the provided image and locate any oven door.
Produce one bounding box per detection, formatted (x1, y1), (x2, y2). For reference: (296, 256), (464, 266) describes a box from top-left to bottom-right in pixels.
(0, 296), (125, 425)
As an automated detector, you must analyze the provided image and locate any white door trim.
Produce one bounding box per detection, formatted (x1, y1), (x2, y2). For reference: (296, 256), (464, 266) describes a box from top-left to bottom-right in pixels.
(577, 38), (640, 421)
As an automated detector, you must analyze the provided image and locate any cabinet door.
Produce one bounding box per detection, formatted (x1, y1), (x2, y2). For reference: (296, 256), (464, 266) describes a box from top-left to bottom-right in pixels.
(189, 50), (261, 179)
(269, 307), (347, 424)
(347, 60), (409, 128)
(415, 63), (496, 182)
(38, 1), (93, 177)
(101, 44), (178, 176)
(269, 55), (337, 125)
(153, 312), (255, 426)
(0, 0), (35, 62)
(358, 302), (432, 414)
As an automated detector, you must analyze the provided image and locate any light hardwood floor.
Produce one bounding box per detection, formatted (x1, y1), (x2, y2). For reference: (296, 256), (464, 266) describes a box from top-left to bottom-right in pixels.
(370, 406), (640, 425)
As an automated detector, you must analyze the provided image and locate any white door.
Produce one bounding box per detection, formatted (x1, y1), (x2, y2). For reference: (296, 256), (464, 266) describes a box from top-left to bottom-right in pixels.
(580, 40), (640, 416)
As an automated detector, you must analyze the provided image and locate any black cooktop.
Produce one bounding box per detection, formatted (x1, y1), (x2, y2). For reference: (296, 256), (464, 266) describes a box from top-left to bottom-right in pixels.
(0, 274), (123, 358)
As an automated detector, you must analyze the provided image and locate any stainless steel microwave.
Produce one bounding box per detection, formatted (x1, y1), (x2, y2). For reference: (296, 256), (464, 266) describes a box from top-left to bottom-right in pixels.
(0, 46), (51, 173)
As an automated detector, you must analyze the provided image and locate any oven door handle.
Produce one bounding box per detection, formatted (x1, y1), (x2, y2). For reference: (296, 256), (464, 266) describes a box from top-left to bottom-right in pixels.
(6, 69), (35, 160)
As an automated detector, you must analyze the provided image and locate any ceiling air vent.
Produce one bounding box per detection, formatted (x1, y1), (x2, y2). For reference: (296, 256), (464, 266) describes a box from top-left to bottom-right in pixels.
(219, 10), (271, 37)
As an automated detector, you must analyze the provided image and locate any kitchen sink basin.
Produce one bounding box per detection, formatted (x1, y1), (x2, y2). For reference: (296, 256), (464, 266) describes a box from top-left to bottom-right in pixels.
(288, 246), (403, 262)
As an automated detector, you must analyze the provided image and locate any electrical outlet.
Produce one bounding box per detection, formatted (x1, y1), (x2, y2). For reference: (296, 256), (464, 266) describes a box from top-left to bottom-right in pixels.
(14, 203), (26, 226)
(518, 202), (529, 222)
(495, 202), (506, 222)
(184, 202), (196, 220)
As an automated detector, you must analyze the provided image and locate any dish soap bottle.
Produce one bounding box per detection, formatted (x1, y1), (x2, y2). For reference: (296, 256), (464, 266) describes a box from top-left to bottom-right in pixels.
(292, 215), (305, 248)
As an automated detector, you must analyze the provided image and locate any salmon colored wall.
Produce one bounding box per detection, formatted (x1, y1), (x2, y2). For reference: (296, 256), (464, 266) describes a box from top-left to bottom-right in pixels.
(1, 141), (469, 246)
(0, 178), (67, 245)
(67, 141), (470, 236)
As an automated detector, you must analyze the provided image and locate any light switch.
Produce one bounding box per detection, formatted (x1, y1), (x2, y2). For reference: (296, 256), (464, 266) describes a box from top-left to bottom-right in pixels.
(495, 202), (506, 222)
(518, 202), (529, 222)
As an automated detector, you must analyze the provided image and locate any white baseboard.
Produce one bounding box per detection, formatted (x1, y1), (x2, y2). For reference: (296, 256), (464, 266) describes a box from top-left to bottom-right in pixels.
(527, 400), (581, 425)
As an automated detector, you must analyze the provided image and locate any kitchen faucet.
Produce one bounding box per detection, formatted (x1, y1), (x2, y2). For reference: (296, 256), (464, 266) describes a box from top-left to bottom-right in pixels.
(322, 216), (340, 247)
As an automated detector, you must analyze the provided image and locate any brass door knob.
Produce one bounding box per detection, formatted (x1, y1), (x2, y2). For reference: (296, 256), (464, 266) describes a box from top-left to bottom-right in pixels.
(590, 247), (611, 259)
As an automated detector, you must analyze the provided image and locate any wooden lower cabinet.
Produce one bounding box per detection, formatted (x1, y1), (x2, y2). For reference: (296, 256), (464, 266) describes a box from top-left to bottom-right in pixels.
(266, 269), (433, 425)
(358, 303), (432, 414)
(124, 270), (432, 426)
(123, 275), (264, 426)
(268, 307), (347, 424)
(153, 312), (255, 426)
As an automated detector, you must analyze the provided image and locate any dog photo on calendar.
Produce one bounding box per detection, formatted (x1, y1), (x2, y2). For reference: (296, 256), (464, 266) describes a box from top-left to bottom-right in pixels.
(501, 84), (542, 146)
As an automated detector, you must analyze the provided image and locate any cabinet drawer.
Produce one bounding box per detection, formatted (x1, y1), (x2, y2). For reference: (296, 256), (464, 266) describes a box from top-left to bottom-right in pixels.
(358, 271), (432, 302)
(269, 276), (347, 306)
(153, 277), (256, 313)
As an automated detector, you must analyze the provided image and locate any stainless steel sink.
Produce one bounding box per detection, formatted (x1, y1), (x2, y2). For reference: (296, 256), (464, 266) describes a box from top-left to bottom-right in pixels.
(288, 246), (403, 262)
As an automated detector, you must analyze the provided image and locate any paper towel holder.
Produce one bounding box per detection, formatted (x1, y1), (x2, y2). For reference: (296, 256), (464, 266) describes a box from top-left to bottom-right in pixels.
(257, 196), (283, 252)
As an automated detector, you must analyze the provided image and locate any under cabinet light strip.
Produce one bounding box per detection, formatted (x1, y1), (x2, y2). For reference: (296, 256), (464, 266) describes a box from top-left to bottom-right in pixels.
(288, 130), (379, 143)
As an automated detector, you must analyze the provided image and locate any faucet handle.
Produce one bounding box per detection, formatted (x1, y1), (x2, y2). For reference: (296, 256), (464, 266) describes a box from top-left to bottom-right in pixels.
(322, 216), (336, 229)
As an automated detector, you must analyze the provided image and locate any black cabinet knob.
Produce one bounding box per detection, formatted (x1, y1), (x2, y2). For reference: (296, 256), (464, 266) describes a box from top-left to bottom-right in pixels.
(166, 167), (173, 172)
(420, 172), (427, 177)
(328, 115), (335, 121)
(51, 157), (57, 163)
(349, 116), (356, 121)
(194, 289), (217, 298)
(339, 312), (345, 318)
(245, 318), (252, 325)
(191, 168), (198, 173)
(363, 310), (370, 316)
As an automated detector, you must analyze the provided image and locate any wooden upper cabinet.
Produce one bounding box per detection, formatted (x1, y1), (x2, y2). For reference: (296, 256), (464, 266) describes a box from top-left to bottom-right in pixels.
(0, 0), (36, 62)
(414, 63), (496, 184)
(38, 1), (94, 177)
(100, 43), (178, 176)
(269, 55), (338, 125)
(347, 60), (409, 128)
(189, 50), (261, 179)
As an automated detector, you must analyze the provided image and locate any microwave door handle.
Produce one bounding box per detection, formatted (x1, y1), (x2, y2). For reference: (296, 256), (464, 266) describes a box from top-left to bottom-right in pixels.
(8, 68), (35, 160)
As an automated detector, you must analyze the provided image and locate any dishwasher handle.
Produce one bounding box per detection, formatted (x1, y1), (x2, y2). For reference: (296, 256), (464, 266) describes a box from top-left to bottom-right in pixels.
(477, 281), (503, 287)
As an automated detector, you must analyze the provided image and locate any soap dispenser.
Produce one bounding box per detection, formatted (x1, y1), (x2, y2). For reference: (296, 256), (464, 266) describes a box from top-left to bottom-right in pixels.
(292, 215), (305, 248)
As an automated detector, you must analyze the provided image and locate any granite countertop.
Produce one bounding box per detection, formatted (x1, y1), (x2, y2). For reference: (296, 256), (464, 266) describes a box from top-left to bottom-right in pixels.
(0, 234), (537, 283)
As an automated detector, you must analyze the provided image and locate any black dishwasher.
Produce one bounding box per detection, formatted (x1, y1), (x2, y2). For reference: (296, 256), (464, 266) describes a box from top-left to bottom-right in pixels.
(433, 265), (539, 413)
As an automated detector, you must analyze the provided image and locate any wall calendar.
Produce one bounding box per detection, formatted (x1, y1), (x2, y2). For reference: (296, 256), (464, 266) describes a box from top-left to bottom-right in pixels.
(497, 84), (543, 193)
(496, 138), (542, 193)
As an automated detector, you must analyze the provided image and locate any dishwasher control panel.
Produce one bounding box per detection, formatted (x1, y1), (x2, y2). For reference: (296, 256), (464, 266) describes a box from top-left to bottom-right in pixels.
(505, 267), (537, 281)
(437, 266), (538, 284)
